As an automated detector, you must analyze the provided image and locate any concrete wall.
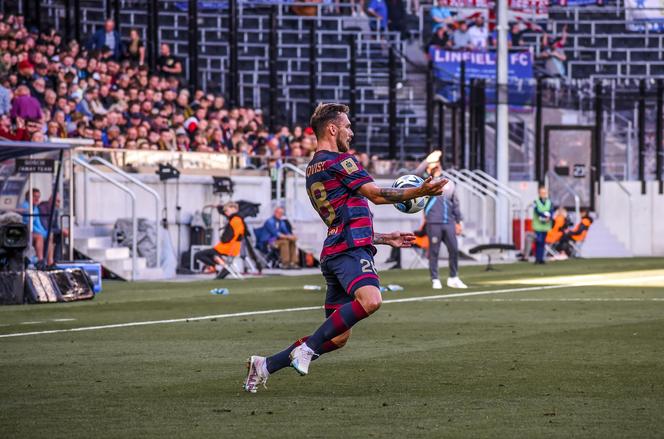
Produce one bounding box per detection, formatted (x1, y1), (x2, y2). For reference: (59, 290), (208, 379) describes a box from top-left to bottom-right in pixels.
(597, 181), (664, 256)
(74, 170), (273, 253)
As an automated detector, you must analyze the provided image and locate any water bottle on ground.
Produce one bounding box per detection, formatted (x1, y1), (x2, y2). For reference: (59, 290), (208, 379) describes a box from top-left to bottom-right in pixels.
(210, 288), (230, 295)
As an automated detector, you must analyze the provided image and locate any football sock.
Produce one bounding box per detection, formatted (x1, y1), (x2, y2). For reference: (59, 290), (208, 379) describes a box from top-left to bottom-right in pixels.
(305, 300), (368, 352)
(265, 336), (341, 374)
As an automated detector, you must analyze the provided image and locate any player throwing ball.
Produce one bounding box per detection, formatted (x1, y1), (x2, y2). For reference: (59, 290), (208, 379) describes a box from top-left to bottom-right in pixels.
(244, 103), (447, 392)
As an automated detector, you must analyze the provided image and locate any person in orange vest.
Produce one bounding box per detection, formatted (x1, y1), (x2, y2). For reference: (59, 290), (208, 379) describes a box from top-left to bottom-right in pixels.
(546, 207), (569, 246)
(194, 201), (245, 279)
(555, 209), (593, 257)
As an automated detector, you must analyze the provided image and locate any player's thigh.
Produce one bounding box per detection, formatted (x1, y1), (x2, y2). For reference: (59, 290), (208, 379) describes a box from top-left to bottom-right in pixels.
(322, 258), (351, 315)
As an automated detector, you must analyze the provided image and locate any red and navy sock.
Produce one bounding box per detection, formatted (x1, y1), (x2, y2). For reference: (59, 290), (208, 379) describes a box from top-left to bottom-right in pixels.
(306, 300), (368, 352)
(265, 336), (340, 374)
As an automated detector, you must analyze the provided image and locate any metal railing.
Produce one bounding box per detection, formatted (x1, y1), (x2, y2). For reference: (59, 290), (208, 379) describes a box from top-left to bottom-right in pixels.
(466, 169), (526, 246)
(73, 157), (138, 281)
(446, 169), (501, 242)
(440, 170), (490, 243)
(86, 156), (162, 268)
(275, 163), (306, 216)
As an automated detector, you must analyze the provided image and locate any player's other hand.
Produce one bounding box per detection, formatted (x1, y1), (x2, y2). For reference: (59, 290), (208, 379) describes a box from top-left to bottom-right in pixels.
(419, 176), (448, 197)
(384, 232), (416, 248)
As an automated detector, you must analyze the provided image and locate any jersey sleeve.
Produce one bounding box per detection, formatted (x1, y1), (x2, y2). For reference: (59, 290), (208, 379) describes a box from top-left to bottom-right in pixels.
(329, 154), (373, 191)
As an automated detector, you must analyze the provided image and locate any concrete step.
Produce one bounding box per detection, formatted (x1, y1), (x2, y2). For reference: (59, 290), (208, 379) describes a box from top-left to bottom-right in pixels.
(582, 218), (632, 258)
(135, 267), (166, 281)
(87, 247), (130, 261)
(74, 236), (113, 252)
(105, 257), (147, 273)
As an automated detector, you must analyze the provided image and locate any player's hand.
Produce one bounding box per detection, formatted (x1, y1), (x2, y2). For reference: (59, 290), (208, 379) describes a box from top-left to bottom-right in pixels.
(384, 231), (416, 248)
(455, 223), (463, 236)
(419, 176), (448, 197)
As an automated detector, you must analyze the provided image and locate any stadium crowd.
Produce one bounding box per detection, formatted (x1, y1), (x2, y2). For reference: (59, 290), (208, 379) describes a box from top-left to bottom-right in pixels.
(426, 0), (569, 77)
(0, 14), (321, 160)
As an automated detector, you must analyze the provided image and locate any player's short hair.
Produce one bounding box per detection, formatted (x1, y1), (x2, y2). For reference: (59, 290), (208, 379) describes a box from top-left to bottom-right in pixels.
(309, 103), (349, 139)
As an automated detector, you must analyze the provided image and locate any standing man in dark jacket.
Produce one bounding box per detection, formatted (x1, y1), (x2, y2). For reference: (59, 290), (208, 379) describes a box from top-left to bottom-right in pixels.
(425, 179), (467, 289)
(89, 19), (123, 60)
(418, 156), (467, 290)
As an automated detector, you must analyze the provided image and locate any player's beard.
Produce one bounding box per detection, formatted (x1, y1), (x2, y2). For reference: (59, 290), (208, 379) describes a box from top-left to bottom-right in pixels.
(337, 135), (350, 153)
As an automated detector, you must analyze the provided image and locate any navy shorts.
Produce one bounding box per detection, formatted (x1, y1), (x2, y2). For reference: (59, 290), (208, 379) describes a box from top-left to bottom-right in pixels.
(321, 247), (380, 317)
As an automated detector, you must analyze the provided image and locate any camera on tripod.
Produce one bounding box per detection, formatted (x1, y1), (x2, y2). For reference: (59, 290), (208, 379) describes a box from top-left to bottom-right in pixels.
(0, 213), (28, 272)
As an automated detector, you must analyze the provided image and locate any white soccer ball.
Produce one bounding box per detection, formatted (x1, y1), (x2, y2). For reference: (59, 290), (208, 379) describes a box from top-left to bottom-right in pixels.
(392, 174), (429, 214)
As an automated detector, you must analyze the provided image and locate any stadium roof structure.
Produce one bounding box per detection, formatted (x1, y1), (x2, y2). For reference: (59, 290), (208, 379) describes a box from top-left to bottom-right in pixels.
(0, 141), (71, 162)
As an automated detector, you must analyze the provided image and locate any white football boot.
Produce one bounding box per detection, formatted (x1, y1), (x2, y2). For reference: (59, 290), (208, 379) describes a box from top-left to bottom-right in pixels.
(447, 277), (468, 289)
(432, 279), (443, 290)
(244, 355), (269, 393)
(290, 343), (316, 376)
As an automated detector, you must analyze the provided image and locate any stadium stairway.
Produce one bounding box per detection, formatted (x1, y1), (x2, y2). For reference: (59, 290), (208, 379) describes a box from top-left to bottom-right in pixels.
(579, 218), (631, 258)
(74, 226), (165, 281)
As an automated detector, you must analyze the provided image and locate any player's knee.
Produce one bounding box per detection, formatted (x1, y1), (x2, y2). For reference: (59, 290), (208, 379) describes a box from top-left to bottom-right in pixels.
(360, 294), (382, 314)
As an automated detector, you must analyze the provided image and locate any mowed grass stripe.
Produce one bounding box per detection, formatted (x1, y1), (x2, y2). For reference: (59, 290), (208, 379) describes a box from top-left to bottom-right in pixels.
(2, 272), (663, 339)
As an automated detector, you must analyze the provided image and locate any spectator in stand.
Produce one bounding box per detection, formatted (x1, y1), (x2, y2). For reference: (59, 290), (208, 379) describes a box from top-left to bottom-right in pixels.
(508, 20), (543, 48)
(467, 15), (488, 50)
(538, 25), (568, 78)
(431, 0), (452, 32)
(0, 81), (11, 114)
(258, 207), (299, 269)
(452, 21), (473, 51)
(89, 19), (123, 60)
(386, 0), (407, 37)
(125, 29), (145, 66)
(428, 24), (452, 52)
(367, 0), (388, 32)
(157, 43), (183, 79)
(10, 84), (42, 121)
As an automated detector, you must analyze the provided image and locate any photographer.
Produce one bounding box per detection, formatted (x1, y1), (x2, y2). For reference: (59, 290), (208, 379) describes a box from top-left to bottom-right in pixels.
(194, 202), (245, 279)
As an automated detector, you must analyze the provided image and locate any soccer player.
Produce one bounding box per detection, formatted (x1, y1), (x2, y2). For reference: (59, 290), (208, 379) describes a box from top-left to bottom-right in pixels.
(244, 103), (447, 393)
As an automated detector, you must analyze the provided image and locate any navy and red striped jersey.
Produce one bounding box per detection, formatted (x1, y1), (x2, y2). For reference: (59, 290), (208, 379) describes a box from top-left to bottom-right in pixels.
(305, 150), (375, 260)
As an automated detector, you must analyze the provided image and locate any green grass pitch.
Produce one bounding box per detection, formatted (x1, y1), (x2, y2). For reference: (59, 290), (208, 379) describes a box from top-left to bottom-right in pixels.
(1, 258), (663, 438)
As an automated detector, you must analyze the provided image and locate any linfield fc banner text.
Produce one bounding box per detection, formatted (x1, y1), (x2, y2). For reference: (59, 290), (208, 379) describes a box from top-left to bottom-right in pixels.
(428, 48), (534, 106)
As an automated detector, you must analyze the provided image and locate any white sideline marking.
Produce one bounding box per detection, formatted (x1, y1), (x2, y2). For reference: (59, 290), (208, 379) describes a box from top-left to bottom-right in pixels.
(1, 274), (663, 339)
(51, 318), (76, 322)
(441, 298), (664, 302)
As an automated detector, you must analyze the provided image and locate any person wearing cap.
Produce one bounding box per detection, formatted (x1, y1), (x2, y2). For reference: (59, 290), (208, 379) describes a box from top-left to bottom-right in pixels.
(175, 127), (190, 151)
(194, 202), (246, 279)
(17, 58), (34, 85)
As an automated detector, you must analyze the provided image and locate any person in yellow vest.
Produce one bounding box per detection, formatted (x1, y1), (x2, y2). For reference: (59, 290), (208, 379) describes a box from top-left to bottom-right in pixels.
(194, 202), (245, 279)
(532, 186), (553, 264)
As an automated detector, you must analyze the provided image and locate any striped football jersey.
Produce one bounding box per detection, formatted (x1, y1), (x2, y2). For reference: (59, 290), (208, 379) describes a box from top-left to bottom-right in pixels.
(305, 150), (375, 260)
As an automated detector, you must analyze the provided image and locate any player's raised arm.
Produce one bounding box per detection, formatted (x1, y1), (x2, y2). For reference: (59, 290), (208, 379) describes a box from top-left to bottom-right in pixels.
(357, 176), (448, 205)
(373, 232), (416, 248)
